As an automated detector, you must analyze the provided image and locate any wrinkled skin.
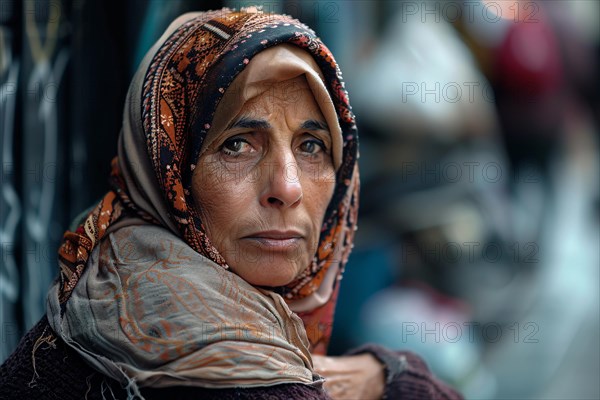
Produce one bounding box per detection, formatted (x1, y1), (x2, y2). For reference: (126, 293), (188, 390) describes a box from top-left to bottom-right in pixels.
(312, 353), (386, 400)
(192, 76), (335, 287)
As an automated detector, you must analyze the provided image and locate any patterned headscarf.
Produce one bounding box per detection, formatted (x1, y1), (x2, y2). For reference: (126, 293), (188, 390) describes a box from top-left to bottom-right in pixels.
(47, 7), (358, 394)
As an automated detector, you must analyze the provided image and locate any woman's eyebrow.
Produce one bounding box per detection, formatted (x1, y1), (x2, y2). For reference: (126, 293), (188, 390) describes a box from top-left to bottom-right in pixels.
(227, 116), (272, 130)
(300, 119), (329, 131)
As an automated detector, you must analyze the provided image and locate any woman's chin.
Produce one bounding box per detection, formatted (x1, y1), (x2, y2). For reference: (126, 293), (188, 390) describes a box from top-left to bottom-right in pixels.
(225, 241), (310, 287)
(234, 260), (306, 288)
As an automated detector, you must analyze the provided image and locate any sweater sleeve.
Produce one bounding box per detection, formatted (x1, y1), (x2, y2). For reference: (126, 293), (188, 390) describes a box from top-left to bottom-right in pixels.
(345, 343), (464, 400)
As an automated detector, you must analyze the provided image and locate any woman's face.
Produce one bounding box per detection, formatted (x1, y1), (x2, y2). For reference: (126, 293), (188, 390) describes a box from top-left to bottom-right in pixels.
(192, 76), (336, 287)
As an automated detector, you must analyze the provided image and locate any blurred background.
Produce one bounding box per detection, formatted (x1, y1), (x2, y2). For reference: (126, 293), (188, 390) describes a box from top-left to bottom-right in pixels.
(1, 0), (598, 398)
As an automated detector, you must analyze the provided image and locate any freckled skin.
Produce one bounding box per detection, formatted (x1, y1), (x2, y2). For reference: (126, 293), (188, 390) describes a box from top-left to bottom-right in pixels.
(192, 76), (335, 287)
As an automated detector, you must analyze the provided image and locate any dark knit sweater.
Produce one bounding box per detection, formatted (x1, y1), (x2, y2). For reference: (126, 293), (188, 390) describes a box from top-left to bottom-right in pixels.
(0, 317), (463, 399)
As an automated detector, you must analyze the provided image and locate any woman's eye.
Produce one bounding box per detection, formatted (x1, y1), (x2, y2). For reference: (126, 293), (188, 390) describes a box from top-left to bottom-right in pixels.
(221, 137), (251, 156)
(299, 139), (326, 155)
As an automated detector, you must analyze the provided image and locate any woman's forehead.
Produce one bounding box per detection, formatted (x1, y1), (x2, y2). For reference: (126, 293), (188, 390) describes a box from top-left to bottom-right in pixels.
(234, 76), (325, 118)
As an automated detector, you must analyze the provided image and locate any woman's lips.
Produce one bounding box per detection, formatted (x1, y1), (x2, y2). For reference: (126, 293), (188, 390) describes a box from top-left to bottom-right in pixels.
(242, 231), (303, 251)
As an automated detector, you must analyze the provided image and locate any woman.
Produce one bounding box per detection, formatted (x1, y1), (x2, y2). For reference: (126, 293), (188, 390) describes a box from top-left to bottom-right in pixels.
(1, 8), (462, 399)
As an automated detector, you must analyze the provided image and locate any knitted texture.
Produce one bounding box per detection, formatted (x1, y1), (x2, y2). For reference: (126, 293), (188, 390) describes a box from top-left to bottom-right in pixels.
(0, 316), (106, 400)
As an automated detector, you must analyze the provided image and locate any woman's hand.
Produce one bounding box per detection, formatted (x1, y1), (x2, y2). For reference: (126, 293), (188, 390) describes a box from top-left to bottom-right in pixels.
(312, 353), (386, 400)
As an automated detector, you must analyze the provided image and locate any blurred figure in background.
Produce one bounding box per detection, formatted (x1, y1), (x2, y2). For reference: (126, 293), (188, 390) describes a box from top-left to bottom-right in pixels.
(458, 1), (600, 398)
(332, 1), (512, 395)
(329, 1), (599, 399)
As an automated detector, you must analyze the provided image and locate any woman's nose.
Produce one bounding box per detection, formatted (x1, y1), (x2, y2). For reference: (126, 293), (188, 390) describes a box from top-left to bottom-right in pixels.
(259, 153), (303, 209)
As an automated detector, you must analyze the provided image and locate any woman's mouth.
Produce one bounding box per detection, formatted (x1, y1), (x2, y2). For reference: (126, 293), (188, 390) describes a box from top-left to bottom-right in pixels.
(242, 231), (303, 250)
